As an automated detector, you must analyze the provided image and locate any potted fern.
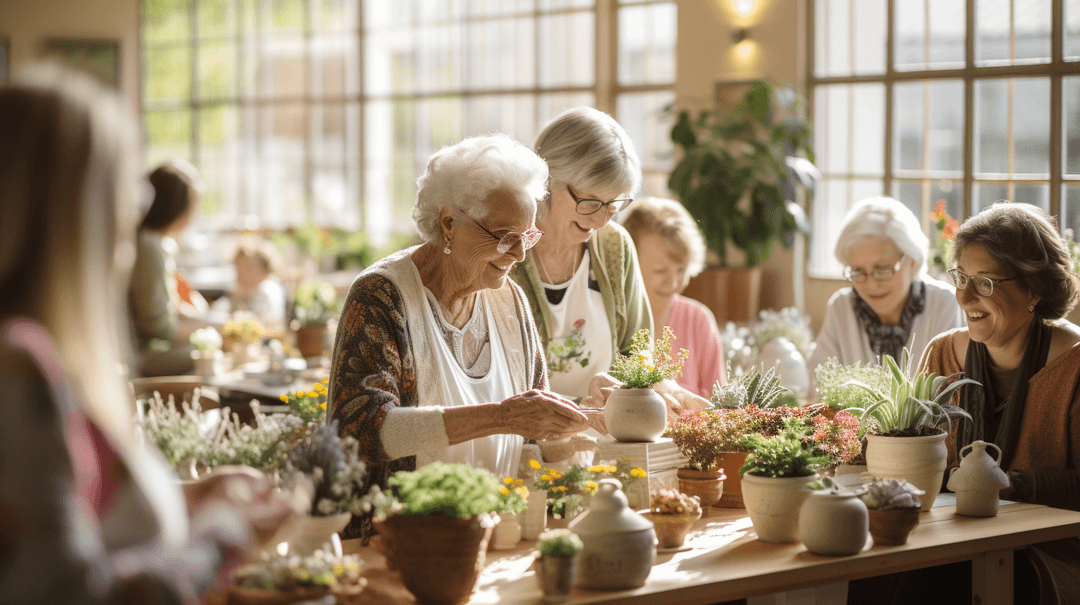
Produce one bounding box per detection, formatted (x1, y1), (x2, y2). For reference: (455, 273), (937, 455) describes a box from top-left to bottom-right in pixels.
(846, 349), (977, 511)
(605, 326), (688, 442)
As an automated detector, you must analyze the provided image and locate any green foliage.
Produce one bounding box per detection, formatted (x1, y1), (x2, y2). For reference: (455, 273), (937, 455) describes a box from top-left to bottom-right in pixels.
(814, 357), (890, 411)
(294, 281), (339, 327)
(710, 363), (790, 410)
(667, 80), (815, 267)
(538, 529), (584, 557)
(383, 462), (502, 518)
(609, 327), (688, 389)
(738, 418), (829, 478)
(666, 410), (732, 471)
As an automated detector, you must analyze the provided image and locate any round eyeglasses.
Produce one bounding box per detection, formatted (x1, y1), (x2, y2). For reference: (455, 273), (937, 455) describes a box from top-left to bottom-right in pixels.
(566, 185), (634, 215)
(452, 208), (543, 254)
(947, 268), (1018, 297)
(843, 257), (904, 284)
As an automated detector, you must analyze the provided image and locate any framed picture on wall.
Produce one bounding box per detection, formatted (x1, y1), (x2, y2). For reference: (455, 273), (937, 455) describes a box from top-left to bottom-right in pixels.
(0, 36), (10, 85)
(40, 38), (120, 90)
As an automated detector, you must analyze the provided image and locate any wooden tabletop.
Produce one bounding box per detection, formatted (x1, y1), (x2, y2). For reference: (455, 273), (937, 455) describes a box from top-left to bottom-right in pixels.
(341, 501), (1080, 605)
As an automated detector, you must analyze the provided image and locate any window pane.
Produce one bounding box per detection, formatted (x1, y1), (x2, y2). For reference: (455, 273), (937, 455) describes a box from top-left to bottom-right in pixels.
(895, 0), (965, 71)
(198, 43), (237, 99)
(817, 84), (884, 176)
(537, 92), (596, 126)
(892, 178), (963, 233)
(311, 36), (357, 97)
(271, 0), (307, 31)
(262, 37), (307, 97)
(617, 91), (676, 175)
(539, 0), (594, 10)
(539, 11), (595, 87)
(319, 0), (358, 32)
(1064, 185), (1080, 237)
(144, 0), (189, 44)
(815, 85), (847, 175)
(974, 182), (1050, 213)
(198, 0), (236, 39)
(975, 77), (1050, 176)
(618, 2), (676, 86)
(1067, 0), (1080, 61)
(893, 80), (964, 174)
(815, 0), (886, 77)
(261, 103), (308, 225)
(465, 94), (535, 144)
(1065, 77), (1080, 176)
(976, 0), (1051, 66)
(145, 109), (192, 165)
(144, 46), (191, 102)
(810, 178), (884, 277)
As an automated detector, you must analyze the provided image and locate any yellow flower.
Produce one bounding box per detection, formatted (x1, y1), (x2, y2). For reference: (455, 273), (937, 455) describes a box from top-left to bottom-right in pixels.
(516, 486), (530, 498)
(314, 382), (327, 394)
(584, 480), (598, 493)
(295, 390), (305, 398)
(549, 471), (562, 480)
(529, 459), (542, 470)
(552, 486), (568, 492)
(503, 477), (515, 485)
(622, 457), (631, 462)
(603, 465), (617, 473)
(307, 391), (319, 398)
(279, 394), (290, 403)
(540, 474), (552, 482)
(587, 465), (604, 473)
(318, 402), (327, 410)
(499, 486), (510, 496)
(631, 467), (647, 478)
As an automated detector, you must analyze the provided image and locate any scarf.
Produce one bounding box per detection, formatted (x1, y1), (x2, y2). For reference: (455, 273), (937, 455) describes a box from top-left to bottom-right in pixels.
(960, 319), (1052, 470)
(852, 279), (927, 364)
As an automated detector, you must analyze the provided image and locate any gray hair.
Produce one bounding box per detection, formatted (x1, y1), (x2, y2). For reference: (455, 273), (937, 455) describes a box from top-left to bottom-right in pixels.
(412, 133), (549, 242)
(622, 197), (706, 277)
(533, 107), (642, 217)
(834, 196), (928, 274)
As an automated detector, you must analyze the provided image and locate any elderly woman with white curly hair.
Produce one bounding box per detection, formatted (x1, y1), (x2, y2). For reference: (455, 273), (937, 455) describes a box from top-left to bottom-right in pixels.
(328, 134), (588, 538)
(808, 196), (964, 395)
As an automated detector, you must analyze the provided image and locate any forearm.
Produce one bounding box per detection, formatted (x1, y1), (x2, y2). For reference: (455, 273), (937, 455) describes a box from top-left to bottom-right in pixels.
(442, 403), (506, 445)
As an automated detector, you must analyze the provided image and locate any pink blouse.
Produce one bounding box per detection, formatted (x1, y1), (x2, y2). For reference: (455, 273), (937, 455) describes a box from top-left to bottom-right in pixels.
(664, 294), (726, 398)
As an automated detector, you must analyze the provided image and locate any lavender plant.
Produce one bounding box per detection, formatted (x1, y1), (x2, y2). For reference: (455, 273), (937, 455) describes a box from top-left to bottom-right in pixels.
(283, 420), (368, 516)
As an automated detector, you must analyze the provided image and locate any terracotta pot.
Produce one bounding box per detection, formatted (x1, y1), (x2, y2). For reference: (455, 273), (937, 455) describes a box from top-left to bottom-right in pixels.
(295, 324), (327, 359)
(867, 508), (921, 546)
(377, 513), (495, 605)
(713, 452), (752, 508)
(604, 387), (667, 442)
(682, 267), (762, 323)
(676, 468), (726, 507)
(535, 553), (577, 604)
(866, 432), (948, 511)
(640, 510), (702, 549)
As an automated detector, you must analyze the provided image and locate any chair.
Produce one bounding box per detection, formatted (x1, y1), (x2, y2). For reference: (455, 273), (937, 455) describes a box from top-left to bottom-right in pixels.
(129, 375), (220, 410)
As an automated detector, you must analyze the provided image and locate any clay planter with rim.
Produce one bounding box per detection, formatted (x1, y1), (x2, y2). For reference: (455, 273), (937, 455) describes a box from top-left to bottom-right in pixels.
(535, 553), (577, 604)
(640, 509), (702, 549)
(295, 324), (328, 359)
(713, 452), (751, 508)
(866, 431), (949, 512)
(376, 512), (495, 605)
(867, 508), (921, 546)
(676, 468), (726, 507)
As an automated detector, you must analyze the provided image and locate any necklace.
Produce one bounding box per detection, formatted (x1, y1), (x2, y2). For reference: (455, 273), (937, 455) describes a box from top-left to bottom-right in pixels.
(535, 243), (583, 285)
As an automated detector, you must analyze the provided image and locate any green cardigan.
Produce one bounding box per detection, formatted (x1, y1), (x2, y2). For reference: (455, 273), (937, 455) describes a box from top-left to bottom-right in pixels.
(510, 221), (654, 359)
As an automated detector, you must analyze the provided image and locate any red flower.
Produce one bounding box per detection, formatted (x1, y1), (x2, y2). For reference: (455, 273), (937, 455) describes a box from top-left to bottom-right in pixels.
(573, 319), (585, 329)
(931, 200), (946, 222)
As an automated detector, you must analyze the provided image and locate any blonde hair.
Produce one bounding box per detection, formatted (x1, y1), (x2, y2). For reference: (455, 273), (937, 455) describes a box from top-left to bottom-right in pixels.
(622, 197), (706, 277)
(0, 64), (140, 446)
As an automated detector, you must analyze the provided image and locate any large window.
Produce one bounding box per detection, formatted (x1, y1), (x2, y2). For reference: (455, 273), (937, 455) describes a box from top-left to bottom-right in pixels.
(140, 0), (675, 241)
(809, 0), (1080, 277)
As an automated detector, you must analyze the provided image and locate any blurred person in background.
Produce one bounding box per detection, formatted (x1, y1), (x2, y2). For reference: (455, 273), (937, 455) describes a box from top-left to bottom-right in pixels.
(0, 65), (293, 604)
(211, 238), (287, 333)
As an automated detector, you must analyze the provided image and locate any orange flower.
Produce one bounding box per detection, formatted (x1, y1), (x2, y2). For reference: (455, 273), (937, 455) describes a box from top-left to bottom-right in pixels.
(943, 219), (959, 241)
(931, 199), (946, 222)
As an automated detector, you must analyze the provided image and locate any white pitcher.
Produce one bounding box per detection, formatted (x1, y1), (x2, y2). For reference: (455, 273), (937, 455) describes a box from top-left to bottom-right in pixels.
(947, 440), (1011, 517)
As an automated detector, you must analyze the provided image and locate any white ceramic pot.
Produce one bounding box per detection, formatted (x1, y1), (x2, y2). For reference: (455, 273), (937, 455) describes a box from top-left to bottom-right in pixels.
(866, 432), (948, 512)
(798, 491), (869, 556)
(190, 349), (222, 377)
(273, 512), (352, 556)
(569, 479), (656, 589)
(947, 441), (1011, 517)
(522, 489), (549, 540)
(603, 387), (667, 443)
(754, 337), (810, 397)
(491, 512), (522, 550)
(740, 473), (815, 543)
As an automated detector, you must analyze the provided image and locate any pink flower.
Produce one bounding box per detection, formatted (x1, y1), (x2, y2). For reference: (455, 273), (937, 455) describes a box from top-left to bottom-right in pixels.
(573, 319), (585, 329)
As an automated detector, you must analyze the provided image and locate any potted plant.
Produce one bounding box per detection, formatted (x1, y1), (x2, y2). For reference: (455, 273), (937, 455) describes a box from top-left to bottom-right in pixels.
(847, 349), (977, 511)
(222, 317), (266, 364)
(189, 326), (223, 377)
(666, 410), (729, 506)
(738, 418), (830, 543)
(799, 477), (869, 556)
(813, 357), (893, 473)
(278, 381), (329, 425)
(533, 459), (647, 522)
(640, 488), (703, 549)
(860, 477), (925, 546)
(491, 477), (530, 550)
(229, 538), (367, 604)
(371, 462), (502, 605)
(668, 80), (816, 322)
(534, 529), (583, 604)
(605, 326), (689, 442)
(292, 281), (338, 359)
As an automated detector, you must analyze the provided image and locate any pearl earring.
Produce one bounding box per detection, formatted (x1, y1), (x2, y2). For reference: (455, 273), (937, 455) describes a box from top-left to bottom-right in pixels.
(443, 245), (451, 255)
(1029, 302), (1036, 313)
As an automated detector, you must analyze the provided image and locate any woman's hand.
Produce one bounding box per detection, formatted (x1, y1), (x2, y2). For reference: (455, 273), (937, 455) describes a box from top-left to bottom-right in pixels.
(538, 435), (599, 463)
(497, 390), (589, 441)
(581, 372), (620, 409)
(654, 379), (710, 415)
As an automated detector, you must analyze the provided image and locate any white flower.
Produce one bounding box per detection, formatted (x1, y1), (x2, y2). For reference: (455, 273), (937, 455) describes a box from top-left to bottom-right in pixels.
(316, 498), (337, 515)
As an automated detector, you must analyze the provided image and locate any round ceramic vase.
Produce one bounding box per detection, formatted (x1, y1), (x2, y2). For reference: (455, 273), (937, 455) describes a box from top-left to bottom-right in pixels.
(568, 479), (656, 590)
(740, 473), (815, 543)
(754, 337), (810, 398)
(798, 491), (869, 556)
(866, 432), (948, 512)
(604, 387), (667, 443)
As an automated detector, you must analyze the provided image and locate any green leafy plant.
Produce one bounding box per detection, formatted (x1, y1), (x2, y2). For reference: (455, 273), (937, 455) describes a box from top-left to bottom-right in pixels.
(278, 381), (328, 424)
(375, 462), (502, 518)
(294, 281), (339, 328)
(609, 326), (688, 389)
(846, 349), (977, 437)
(666, 409), (732, 471)
(537, 529), (584, 557)
(710, 363), (790, 409)
(814, 357), (890, 411)
(667, 80), (816, 267)
(738, 417), (830, 478)
(808, 410), (863, 466)
(189, 326), (222, 352)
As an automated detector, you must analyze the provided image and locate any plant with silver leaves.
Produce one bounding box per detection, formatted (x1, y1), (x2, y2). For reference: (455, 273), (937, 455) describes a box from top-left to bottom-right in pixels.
(859, 477), (925, 510)
(710, 363), (789, 410)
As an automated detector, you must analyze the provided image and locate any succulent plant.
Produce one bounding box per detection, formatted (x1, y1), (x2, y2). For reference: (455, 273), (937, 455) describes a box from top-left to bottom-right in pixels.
(860, 478), (925, 510)
(711, 363), (789, 410)
(537, 529), (584, 557)
(649, 489), (702, 515)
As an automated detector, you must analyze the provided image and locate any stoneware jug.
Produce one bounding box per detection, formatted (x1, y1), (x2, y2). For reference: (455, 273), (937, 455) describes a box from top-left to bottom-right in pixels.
(947, 440), (1010, 517)
(603, 387), (667, 442)
(568, 478), (656, 589)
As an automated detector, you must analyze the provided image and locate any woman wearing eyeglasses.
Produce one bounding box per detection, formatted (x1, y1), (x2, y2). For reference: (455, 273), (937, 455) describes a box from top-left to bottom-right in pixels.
(807, 197), (964, 398)
(327, 134), (588, 539)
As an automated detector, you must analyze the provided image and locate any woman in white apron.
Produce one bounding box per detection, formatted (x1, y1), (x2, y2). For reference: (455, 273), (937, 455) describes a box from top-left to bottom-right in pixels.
(327, 134), (588, 540)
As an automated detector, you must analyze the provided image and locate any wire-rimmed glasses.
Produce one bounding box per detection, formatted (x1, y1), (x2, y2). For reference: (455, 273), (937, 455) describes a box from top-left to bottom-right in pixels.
(566, 185), (634, 215)
(947, 268), (1018, 297)
(843, 257), (905, 284)
(452, 208), (543, 254)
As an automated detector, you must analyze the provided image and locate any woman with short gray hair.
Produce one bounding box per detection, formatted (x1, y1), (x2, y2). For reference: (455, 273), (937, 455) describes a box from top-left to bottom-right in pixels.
(328, 134), (588, 539)
(808, 196), (964, 396)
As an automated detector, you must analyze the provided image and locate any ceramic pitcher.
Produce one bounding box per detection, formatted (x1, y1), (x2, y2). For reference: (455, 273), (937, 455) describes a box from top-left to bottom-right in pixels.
(947, 440), (1011, 517)
(568, 479), (656, 589)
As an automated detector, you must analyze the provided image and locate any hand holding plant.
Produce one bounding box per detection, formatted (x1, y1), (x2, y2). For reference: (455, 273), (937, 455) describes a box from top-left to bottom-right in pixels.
(609, 326), (688, 389)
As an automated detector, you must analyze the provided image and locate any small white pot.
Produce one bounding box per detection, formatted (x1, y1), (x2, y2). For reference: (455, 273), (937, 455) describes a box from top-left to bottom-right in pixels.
(491, 512), (522, 550)
(273, 512), (352, 556)
(799, 491), (869, 556)
(190, 349), (222, 377)
(866, 432), (948, 512)
(603, 387), (667, 443)
(741, 473), (815, 543)
(522, 489), (548, 540)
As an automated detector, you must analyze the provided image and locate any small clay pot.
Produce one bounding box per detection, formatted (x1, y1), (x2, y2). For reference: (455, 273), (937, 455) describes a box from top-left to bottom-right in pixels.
(640, 510), (702, 549)
(677, 468), (726, 507)
(535, 553), (577, 603)
(713, 452), (751, 508)
(867, 508), (921, 546)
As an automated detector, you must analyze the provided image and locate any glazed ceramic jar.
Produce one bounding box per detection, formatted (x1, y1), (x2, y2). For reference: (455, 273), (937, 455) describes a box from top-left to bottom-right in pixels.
(604, 387), (667, 442)
(798, 490), (869, 556)
(568, 479), (656, 589)
(947, 440), (1010, 517)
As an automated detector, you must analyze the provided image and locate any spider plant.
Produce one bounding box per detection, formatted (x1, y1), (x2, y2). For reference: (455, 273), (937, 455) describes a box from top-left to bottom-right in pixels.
(846, 349), (977, 437)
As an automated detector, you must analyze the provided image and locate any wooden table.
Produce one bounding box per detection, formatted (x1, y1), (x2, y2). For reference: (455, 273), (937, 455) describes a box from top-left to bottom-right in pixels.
(344, 500), (1080, 605)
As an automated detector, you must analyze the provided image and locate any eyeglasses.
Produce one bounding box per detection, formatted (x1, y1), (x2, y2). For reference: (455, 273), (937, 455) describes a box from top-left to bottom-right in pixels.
(947, 268), (1018, 297)
(566, 185), (634, 215)
(844, 258), (905, 284)
(452, 208), (543, 254)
